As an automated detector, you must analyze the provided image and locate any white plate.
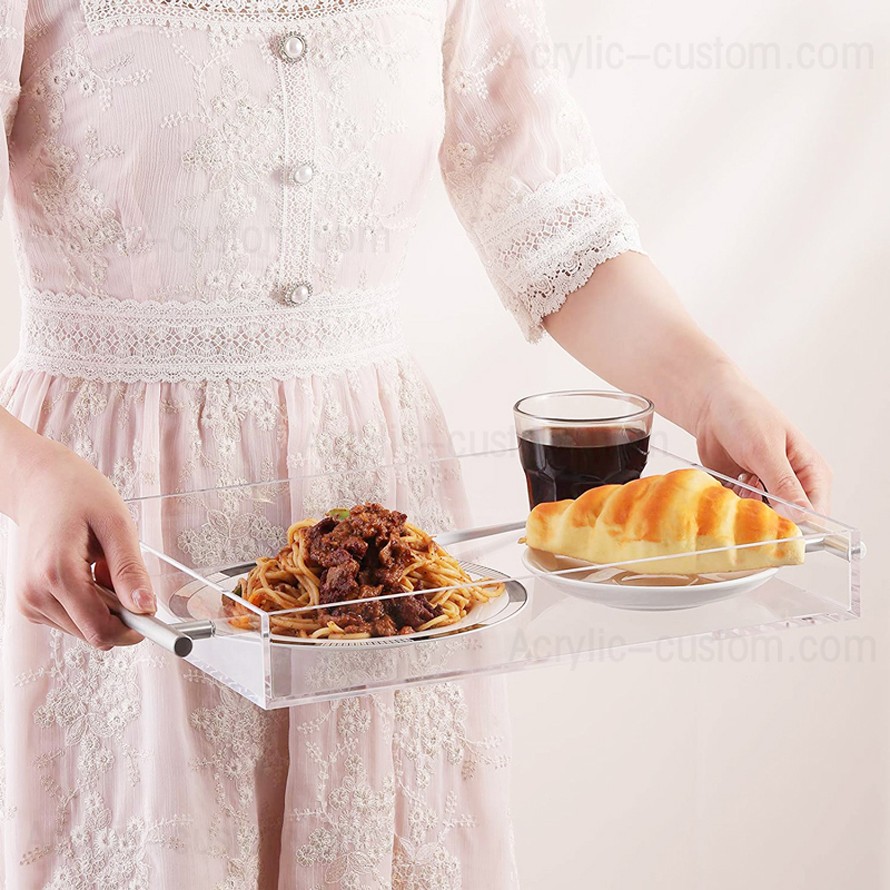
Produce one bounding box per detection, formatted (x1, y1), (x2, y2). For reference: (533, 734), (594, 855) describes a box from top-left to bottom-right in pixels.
(521, 548), (777, 611)
(169, 561), (529, 647)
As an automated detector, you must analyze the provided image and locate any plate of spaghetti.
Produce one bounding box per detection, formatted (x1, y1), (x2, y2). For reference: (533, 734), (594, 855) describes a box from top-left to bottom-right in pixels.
(201, 503), (526, 645)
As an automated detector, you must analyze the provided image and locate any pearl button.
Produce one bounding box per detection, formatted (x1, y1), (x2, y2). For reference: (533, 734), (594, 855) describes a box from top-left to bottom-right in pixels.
(279, 32), (306, 61)
(289, 163), (315, 186)
(283, 282), (312, 306)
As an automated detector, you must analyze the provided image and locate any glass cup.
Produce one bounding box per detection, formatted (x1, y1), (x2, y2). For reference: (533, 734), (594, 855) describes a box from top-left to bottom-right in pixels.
(513, 390), (655, 508)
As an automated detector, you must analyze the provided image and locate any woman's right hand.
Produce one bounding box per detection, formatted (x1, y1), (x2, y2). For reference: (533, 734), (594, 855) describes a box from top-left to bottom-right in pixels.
(1, 411), (155, 649)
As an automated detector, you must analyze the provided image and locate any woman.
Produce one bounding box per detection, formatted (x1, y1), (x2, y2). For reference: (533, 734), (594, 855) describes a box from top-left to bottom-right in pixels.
(0, 0), (830, 887)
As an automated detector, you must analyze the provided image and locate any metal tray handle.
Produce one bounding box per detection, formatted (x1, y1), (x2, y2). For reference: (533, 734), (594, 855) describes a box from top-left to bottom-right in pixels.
(96, 584), (215, 657)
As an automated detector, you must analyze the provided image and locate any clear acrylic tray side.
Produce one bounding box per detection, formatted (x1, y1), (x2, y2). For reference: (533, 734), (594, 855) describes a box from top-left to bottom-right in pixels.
(127, 447), (862, 709)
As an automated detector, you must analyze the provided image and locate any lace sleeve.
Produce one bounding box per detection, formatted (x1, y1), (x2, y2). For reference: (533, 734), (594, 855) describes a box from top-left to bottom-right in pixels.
(438, 0), (644, 343)
(0, 1), (25, 222)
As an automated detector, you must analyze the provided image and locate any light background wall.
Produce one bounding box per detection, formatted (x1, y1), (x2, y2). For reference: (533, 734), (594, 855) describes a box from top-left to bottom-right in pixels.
(1, 0), (887, 887)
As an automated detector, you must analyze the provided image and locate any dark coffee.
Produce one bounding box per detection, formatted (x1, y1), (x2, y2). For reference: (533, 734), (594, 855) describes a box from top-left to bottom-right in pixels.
(518, 425), (650, 507)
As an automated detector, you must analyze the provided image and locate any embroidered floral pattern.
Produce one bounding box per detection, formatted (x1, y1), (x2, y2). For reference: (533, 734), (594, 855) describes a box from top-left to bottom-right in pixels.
(293, 752), (397, 888)
(178, 507), (285, 567)
(393, 684), (509, 787)
(160, 46), (285, 303)
(20, 33), (152, 293)
(13, 628), (191, 886)
(28, 33), (151, 124)
(388, 683), (511, 889)
(189, 680), (288, 890)
(281, 682), (513, 889)
(30, 136), (151, 293)
(43, 791), (189, 890)
(24, 635), (149, 782)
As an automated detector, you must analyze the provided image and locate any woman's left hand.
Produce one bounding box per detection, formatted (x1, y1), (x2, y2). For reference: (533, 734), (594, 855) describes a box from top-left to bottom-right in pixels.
(693, 364), (832, 515)
(543, 254), (832, 514)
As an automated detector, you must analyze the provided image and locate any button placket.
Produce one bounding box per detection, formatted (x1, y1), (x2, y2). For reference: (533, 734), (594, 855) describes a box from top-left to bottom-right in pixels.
(275, 28), (316, 306)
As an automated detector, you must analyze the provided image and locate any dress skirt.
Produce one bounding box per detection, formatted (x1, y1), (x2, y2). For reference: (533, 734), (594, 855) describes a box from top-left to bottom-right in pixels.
(0, 355), (519, 889)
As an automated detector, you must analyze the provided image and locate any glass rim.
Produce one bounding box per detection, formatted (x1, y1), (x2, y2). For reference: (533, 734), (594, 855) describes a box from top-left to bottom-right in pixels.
(513, 389), (655, 424)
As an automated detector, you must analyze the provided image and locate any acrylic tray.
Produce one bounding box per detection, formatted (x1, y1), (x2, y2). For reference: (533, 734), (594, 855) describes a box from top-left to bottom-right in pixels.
(124, 446), (864, 709)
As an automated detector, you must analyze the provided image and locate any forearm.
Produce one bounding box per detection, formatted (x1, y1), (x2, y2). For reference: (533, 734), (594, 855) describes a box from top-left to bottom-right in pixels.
(542, 252), (743, 434)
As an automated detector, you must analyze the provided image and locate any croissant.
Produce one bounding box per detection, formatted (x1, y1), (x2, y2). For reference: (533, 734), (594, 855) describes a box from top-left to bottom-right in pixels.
(525, 468), (805, 574)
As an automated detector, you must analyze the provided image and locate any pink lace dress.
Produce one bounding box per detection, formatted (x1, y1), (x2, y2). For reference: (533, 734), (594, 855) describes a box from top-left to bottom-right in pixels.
(0, 0), (641, 886)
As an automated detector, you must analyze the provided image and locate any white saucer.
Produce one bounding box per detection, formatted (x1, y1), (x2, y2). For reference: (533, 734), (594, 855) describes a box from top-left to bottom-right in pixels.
(521, 548), (777, 611)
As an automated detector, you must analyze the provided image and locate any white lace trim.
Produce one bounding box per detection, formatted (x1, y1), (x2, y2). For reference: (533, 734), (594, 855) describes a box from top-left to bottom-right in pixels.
(79, 0), (436, 33)
(475, 164), (644, 343)
(278, 16), (316, 292)
(16, 287), (407, 383)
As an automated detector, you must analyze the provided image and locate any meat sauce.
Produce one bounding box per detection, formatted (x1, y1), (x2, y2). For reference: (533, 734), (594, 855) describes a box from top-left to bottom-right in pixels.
(304, 503), (439, 637)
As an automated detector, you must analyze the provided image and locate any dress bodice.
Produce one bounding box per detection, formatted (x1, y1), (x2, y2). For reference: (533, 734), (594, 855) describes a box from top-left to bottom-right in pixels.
(0, 0), (643, 383)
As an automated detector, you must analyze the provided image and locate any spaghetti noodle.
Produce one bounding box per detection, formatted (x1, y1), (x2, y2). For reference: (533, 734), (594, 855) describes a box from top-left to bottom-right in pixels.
(223, 503), (506, 639)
